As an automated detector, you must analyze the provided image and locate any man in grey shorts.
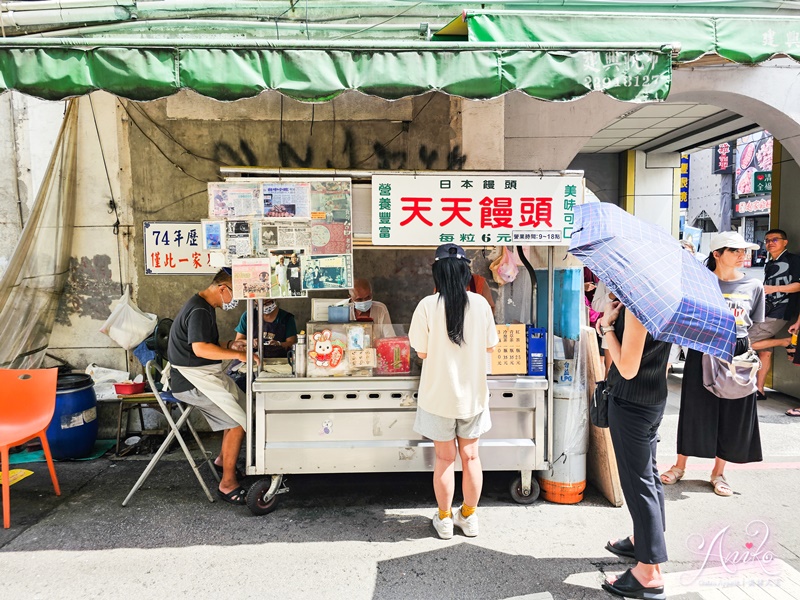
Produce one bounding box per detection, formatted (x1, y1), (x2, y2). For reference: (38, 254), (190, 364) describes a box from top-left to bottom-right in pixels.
(750, 229), (800, 400)
(167, 268), (255, 505)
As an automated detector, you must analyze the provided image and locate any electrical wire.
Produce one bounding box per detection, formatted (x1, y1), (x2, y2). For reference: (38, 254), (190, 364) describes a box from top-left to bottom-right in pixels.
(88, 94), (121, 236)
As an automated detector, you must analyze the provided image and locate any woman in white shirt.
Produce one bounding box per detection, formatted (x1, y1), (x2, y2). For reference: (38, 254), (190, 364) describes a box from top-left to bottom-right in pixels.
(409, 243), (499, 540)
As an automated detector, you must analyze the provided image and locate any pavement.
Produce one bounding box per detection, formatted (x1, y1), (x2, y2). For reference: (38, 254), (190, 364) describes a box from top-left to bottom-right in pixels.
(3, 368), (800, 600)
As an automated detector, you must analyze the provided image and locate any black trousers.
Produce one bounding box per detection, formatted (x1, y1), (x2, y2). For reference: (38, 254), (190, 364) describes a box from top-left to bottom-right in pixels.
(608, 395), (668, 565)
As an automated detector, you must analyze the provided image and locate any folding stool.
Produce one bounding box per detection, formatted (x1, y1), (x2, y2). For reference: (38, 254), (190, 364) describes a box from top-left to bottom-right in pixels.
(122, 360), (220, 506)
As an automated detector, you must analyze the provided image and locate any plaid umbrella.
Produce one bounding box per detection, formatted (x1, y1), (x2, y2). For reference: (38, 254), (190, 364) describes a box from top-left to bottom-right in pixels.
(568, 202), (737, 361)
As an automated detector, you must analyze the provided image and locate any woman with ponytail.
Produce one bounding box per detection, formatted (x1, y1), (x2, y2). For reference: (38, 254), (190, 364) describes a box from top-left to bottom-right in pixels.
(409, 244), (499, 540)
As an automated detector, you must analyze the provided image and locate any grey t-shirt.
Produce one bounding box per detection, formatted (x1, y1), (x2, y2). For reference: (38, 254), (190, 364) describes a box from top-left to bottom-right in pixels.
(717, 276), (765, 339)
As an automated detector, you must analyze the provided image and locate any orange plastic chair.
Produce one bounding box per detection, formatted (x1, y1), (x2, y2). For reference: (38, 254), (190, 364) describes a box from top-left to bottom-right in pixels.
(0, 368), (61, 528)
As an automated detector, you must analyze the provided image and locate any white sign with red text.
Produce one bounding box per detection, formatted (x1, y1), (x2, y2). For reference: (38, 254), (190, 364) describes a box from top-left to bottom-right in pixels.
(371, 174), (583, 246)
(144, 221), (218, 275)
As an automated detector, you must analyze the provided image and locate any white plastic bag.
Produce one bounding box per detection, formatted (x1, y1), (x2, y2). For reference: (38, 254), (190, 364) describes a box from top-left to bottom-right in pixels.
(99, 286), (158, 350)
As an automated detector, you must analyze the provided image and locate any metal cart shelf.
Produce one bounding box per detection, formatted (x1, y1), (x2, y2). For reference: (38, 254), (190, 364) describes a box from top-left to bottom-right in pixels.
(245, 374), (547, 514)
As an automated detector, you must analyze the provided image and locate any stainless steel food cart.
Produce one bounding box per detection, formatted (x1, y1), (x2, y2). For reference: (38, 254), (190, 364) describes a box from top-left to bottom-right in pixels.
(241, 246), (556, 516)
(246, 374), (547, 514)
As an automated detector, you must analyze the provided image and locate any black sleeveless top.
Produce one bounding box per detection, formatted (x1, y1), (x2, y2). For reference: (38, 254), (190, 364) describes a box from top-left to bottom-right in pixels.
(606, 307), (671, 405)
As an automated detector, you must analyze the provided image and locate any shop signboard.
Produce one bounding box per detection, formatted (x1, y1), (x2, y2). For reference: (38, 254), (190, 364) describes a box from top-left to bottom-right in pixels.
(733, 197), (771, 218)
(735, 131), (773, 197)
(144, 222), (217, 275)
(371, 174), (583, 246)
(680, 154), (690, 209)
(753, 171), (772, 194)
(712, 142), (733, 174)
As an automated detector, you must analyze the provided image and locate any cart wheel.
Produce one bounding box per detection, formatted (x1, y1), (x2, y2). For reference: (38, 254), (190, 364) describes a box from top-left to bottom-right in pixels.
(247, 475), (283, 516)
(509, 475), (540, 504)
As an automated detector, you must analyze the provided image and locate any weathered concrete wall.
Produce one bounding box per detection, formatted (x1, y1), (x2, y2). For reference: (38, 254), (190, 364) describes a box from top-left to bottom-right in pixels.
(688, 148), (730, 232)
(49, 94), (132, 375)
(0, 93), (64, 276)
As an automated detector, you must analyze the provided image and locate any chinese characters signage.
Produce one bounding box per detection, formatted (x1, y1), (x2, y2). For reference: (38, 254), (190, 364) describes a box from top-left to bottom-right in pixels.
(712, 142), (733, 174)
(491, 324), (527, 375)
(371, 174), (583, 246)
(144, 222), (217, 275)
(753, 171), (772, 194)
(680, 154), (690, 209)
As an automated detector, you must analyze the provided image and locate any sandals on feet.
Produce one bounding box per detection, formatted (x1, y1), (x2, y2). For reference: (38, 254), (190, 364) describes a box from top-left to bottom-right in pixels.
(605, 537), (636, 559)
(660, 465), (684, 485)
(710, 474), (733, 497)
(217, 485), (247, 505)
(786, 407), (800, 417)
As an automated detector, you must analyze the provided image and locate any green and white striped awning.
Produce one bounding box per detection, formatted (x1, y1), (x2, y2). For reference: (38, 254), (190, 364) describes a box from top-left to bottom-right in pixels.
(0, 37), (673, 103)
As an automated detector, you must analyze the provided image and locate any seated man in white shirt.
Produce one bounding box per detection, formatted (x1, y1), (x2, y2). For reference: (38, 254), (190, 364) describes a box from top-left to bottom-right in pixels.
(349, 278), (395, 339)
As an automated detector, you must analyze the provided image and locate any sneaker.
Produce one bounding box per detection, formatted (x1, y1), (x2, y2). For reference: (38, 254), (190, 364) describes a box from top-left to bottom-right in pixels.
(453, 508), (479, 537)
(432, 513), (453, 539)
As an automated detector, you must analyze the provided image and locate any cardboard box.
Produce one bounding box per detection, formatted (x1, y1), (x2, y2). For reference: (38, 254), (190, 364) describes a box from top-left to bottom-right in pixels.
(491, 324), (528, 375)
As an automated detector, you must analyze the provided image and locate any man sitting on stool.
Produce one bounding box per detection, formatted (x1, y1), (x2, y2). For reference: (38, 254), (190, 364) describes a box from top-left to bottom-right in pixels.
(167, 268), (256, 505)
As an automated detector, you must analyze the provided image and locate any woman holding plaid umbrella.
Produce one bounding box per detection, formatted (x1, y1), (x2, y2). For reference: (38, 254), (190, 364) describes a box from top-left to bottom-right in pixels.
(661, 231), (765, 497)
(598, 296), (671, 599)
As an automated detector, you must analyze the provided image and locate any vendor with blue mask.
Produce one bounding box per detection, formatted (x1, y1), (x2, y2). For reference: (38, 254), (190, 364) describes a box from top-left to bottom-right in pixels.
(349, 278), (395, 339)
(229, 299), (298, 359)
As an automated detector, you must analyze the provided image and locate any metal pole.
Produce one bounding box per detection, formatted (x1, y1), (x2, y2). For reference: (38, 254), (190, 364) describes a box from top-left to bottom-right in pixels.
(245, 298), (253, 472)
(547, 246), (555, 466)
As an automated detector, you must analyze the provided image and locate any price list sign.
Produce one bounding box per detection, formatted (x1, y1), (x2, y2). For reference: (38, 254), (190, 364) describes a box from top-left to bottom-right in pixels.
(491, 324), (528, 375)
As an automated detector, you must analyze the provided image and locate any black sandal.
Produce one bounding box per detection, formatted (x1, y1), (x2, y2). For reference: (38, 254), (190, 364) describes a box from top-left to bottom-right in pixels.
(216, 485), (247, 505)
(605, 537), (636, 559)
(602, 568), (665, 600)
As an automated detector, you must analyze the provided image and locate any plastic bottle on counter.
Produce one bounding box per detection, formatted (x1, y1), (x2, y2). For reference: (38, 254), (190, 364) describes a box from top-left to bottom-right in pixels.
(294, 331), (307, 377)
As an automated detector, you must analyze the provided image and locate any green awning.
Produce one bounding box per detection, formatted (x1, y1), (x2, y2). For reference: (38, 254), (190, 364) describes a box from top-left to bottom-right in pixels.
(454, 10), (800, 64)
(0, 38), (672, 103)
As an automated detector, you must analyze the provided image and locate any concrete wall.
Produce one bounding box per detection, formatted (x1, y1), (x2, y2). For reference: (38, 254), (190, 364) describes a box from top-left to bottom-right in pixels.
(687, 148), (731, 232)
(0, 93), (64, 276)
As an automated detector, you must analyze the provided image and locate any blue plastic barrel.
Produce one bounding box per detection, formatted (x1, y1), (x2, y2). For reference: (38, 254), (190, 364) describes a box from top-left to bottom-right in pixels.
(46, 372), (98, 460)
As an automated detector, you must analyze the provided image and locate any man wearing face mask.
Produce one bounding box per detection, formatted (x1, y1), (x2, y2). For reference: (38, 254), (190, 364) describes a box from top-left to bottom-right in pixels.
(228, 299), (298, 390)
(349, 278), (395, 339)
(167, 268), (254, 506)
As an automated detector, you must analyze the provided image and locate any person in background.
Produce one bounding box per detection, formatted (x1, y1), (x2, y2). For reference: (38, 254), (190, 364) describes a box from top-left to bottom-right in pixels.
(167, 268), (255, 506)
(667, 239), (697, 374)
(409, 243), (499, 540)
(228, 299), (298, 391)
(469, 273), (495, 311)
(288, 253), (302, 296)
(596, 295), (671, 599)
(749, 229), (800, 400)
(349, 278), (395, 339)
(783, 313), (800, 416)
(275, 255), (289, 297)
(661, 232), (764, 497)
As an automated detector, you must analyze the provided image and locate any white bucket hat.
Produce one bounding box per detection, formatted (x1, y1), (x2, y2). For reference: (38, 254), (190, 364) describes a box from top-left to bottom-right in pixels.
(709, 231), (759, 252)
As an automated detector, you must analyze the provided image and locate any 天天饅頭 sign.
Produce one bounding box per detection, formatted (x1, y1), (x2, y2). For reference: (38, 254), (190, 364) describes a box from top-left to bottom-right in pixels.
(371, 174), (584, 246)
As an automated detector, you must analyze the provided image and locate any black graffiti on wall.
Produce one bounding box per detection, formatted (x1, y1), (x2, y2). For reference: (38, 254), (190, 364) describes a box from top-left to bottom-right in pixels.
(55, 255), (120, 326)
(213, 140), (258, 166)
(210, 127), (467, 170)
